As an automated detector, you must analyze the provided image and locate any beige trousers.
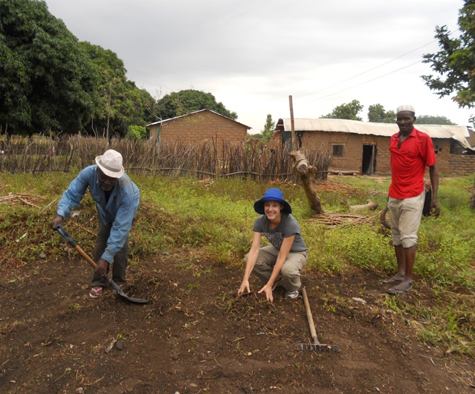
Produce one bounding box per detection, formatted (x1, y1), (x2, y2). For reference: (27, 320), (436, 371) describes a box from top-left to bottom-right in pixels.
(249, 245), (307, 292)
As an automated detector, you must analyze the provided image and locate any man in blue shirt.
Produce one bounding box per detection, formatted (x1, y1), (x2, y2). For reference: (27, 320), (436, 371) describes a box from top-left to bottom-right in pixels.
(51, 149), (140, 298)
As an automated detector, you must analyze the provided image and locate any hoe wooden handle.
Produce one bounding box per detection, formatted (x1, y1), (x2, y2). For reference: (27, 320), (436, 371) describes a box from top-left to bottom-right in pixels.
(74, 244), (98, 270)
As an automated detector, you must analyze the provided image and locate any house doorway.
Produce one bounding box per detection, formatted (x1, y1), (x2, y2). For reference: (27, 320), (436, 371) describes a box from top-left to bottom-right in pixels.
(362, 144), (376, 175)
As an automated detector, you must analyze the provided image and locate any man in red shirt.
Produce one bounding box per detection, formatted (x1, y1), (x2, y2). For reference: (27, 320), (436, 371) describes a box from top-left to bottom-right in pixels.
(383, 105), (440, 295)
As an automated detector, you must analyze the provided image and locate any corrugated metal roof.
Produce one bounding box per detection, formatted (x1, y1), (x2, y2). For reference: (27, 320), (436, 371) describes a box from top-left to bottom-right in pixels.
(278, 118), (471, 149)
(147, 109), (251, 129)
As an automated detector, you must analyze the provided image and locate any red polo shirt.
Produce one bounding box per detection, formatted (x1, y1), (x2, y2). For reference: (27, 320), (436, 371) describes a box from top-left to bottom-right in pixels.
(389, 127), (437, 199)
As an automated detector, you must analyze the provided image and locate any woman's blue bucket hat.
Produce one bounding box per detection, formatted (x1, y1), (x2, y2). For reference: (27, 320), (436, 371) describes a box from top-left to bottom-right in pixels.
(254, 188), (292, 214)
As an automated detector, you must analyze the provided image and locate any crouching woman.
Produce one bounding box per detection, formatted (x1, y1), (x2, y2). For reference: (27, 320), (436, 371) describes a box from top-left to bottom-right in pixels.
(238, 188), (308, 302)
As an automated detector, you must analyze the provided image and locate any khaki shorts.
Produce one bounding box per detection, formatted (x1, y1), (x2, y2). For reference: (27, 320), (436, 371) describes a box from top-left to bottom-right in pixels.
(388, 192), (425, 248)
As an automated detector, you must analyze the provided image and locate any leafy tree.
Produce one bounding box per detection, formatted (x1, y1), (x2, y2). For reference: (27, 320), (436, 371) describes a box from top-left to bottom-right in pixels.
(248, 132), (264, 139)
(80, 42), (156, 138)
(422, 0), (475, 108)
(367, 104), (396, 123)
(416, 115), (456, 125)
(126, 125), (147, 139)
(0, 0), (97, 135)
(321, 100), (363, 121)
(261, 114), (275, 140)
(423, 1), (475, 208)
(157, 89), (238, 120)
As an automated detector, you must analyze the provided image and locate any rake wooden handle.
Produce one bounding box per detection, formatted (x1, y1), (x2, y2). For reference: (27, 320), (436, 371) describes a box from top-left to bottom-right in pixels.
(302, 287), (320, 345)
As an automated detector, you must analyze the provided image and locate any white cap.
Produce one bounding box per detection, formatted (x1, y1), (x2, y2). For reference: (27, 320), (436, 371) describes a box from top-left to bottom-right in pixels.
(95, 149), (125, 178)
(397, 105), (415, 114)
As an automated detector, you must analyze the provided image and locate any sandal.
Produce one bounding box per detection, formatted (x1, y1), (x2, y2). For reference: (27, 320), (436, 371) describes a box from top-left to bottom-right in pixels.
(382, 275), (404, 284)
(89, 286), (103, 299)
(387, 282), (413, 295)
(111, 283), (125, 290)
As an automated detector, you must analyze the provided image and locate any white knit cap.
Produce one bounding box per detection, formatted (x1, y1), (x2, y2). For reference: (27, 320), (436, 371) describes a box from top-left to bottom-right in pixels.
(397, 105), (415, 114)
(95, 149), (125, 178)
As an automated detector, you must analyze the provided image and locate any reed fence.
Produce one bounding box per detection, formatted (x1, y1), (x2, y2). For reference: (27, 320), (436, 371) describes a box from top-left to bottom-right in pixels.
(0, 135), (332, 181)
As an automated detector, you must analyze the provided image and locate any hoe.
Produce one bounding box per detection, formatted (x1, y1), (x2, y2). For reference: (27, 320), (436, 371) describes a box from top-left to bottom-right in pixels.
(56, 225), (149, 304)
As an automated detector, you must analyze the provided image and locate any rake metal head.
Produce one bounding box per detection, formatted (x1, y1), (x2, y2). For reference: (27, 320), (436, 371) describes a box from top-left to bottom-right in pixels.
(297, 343), (339, 353)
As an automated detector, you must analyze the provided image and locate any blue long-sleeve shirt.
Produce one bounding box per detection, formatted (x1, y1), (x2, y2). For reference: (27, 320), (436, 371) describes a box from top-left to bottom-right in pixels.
(57, 165), (140, 263)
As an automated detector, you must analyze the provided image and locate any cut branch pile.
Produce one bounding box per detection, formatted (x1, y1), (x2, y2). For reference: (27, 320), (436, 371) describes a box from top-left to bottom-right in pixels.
(310, 212), (380, 228)
(0, 193), (43, 208)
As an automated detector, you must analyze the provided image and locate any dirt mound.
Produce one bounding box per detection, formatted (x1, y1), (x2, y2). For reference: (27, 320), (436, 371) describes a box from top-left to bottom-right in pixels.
(0, 249), (473, 394)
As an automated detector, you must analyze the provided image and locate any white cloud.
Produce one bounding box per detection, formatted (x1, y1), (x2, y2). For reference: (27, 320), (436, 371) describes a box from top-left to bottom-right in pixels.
(44, 0), (472, 132)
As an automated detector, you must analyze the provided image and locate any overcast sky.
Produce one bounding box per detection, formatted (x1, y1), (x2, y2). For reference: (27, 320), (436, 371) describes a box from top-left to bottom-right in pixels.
(43, 0), (471, 132)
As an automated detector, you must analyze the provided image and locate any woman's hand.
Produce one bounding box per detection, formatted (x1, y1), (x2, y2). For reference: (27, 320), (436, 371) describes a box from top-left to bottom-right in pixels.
(258, 283), (274, 302)
(238, 280), (251, 296)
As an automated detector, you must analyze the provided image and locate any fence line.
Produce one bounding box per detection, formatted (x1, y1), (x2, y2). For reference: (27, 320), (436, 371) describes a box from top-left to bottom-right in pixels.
(0, 135), (332, 181)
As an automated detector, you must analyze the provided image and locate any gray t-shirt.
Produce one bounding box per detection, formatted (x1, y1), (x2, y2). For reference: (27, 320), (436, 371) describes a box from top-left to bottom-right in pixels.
(253, 213), (307, 252)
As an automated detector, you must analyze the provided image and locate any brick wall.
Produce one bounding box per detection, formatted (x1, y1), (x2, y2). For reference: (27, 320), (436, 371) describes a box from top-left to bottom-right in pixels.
(300, 131), (475, 176)
(301, 131), (392, 173)
(448, 154), (475, 175)
(149, 111), (247, 155)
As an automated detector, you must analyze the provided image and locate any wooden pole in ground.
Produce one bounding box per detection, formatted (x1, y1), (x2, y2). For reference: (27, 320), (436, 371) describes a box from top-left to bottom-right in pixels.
(288, 95), (324, 214)
(289, 95), (298, 151)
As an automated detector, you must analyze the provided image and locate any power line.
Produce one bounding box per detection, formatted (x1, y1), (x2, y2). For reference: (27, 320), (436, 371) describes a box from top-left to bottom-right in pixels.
(298, 40), (436, 99)
(313, 60), (422, 101)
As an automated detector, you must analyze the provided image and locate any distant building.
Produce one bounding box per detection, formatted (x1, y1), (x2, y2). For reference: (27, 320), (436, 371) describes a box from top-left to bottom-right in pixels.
(147, 109), (250, 155)
(274, 118), (475, 176)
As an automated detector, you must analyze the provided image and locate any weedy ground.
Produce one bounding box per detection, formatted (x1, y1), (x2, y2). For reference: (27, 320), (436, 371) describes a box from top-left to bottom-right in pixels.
(1, 172), (475, 393)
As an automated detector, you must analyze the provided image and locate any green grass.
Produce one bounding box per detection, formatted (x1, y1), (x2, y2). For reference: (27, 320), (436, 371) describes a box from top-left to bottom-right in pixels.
(2, 172), (475, 355)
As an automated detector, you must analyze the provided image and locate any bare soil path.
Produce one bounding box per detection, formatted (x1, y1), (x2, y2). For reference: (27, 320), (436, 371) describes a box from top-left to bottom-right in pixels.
(1, 249), (474, 394)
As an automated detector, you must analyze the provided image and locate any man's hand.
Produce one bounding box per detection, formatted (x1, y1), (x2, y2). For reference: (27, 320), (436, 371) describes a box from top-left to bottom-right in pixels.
(51, 215), (63, 230)
(95, 259), (109, 277)
(430, 198), (440, 218)
(238, 280), (251, 296)
(258, 283), (274, 302)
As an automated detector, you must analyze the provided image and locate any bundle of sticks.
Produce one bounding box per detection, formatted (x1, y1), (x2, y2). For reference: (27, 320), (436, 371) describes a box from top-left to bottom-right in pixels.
(310, 212), (379, 228)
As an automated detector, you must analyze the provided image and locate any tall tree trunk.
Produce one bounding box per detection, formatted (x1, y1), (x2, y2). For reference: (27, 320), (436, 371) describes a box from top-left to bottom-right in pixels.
(290, 150), (324, 214)
(106, 81), (112, 148)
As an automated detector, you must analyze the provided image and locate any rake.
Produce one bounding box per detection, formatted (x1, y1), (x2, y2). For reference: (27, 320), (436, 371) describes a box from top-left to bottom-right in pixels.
(297, 287), (339, 353)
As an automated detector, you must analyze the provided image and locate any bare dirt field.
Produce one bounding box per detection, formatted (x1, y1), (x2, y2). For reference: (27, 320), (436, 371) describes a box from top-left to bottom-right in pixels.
(1, 244), (475, 394)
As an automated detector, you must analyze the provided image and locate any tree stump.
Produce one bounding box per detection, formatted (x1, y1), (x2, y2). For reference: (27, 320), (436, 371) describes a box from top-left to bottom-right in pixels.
(349, 200), (378, 213)
(289, 150), (324, 214)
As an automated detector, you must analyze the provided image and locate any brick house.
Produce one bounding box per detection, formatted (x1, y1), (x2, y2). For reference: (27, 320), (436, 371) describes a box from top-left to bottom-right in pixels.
(147, 109), (250, 155)
(274, 118), (475, 176)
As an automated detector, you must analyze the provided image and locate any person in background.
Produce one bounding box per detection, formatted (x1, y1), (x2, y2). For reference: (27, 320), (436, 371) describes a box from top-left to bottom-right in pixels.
(383, 105), (440, 295)
(238, 188), (308, 302)
(51, 149), (140, 299)
(422, 179), (432, 217)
